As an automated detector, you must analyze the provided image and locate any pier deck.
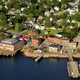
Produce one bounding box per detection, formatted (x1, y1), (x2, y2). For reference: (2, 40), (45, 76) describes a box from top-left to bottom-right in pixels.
(0, 49), (16, 56)
(67, 53), (80, 78)
(67, 61), (80, 78)
(35, 54), (44, 63)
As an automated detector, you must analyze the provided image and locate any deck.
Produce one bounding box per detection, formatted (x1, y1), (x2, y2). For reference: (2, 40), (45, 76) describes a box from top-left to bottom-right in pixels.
(67, 61), (80, 78)
(0, 49), (16, 56)
(35, 54), (44, 63)
(67, 53), (80, 78)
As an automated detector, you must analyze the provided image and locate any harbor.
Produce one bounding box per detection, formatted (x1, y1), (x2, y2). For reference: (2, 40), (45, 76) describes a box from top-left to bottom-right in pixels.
(0, 55), (71, 80)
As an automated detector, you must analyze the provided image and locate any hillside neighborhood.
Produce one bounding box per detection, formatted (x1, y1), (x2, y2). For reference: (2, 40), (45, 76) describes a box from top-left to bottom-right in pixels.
(0, 0), (80, 56)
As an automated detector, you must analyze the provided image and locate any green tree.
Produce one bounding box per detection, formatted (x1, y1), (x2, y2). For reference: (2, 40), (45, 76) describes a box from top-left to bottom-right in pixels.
(14, 23), (20, 32)
(0, 12), (6, 22)
(14, 23), (24, 32)
(45, 18), (52, 27)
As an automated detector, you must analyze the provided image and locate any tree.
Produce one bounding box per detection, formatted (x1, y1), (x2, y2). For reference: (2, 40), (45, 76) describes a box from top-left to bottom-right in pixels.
(14, 23), (20, 32)
(14, 23), (24, 32)
(45, 18), (52, 27)
(0, 12), (6, 22)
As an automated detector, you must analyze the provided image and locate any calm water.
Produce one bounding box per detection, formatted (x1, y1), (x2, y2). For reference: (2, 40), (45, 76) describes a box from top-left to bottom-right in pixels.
(0, 53), (79, 80)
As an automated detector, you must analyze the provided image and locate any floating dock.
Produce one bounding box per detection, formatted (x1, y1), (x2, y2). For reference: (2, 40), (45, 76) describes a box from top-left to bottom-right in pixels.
(67, 53), (80, 78)
(35, 54), (44, 63)
(67, 61), (80, 78)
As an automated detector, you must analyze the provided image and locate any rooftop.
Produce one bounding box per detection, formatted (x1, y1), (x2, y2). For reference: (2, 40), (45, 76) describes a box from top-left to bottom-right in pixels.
(1, 38), (18, 44)
(50, 44), (61, 48)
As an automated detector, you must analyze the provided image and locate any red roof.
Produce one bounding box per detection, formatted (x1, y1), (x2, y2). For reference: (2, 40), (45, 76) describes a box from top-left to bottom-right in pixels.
(22, 36), (29, 41)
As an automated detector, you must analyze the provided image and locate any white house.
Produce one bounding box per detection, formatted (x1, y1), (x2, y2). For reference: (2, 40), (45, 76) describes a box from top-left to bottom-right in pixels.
(75, 0), (80, 2)
(50, 8), (54, 13)
(67, 8), (77, 15)
(44, 11), (50, 17)
(54, 6), (59, 11)
(48, 44), (62, 53)
(35, 24), (45, 30)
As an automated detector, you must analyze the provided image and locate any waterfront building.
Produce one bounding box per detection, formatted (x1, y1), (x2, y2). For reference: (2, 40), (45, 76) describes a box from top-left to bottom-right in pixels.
(0, 38), (24, 52)
(48, 44), (62, 53)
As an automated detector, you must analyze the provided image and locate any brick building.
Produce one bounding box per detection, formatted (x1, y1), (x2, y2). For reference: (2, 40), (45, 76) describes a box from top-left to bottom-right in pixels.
(32, 38), (44, 46)
(46, 37), (77, 48)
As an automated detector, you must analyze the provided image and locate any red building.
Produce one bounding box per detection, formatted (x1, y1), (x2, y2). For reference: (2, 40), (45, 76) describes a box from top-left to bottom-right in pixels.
(28, 28), (40, 36)
(32, 38), (44, 46)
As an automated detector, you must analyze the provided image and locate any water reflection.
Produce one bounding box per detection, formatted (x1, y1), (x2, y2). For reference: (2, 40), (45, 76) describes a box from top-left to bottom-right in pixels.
(48, 58), (58, 63)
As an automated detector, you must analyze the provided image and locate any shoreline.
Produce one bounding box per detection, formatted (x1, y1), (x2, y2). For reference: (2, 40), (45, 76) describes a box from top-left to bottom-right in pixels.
(24, 50), (80, 59)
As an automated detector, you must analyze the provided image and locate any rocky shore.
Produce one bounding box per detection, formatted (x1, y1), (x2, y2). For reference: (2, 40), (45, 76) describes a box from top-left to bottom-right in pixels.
(24, 50), (80, 59)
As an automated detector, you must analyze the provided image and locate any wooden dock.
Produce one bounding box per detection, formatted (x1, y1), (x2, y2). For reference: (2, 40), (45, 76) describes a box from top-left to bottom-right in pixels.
(0, 49), (16, 57)
(67, 61), (80, 78)
(67, 53), (80, 78)
(35, 54), (44, 63)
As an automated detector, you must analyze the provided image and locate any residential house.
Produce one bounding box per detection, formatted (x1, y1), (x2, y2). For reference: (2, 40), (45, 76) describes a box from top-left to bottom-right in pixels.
(35, 24), (45, 30)
(44, 11), (50, 17)
(32, 17), (36, 23)
(0, 38), (24, 52)
(48, 44), (62, 53)
(37, 16), (43, 24)
(75, 0), (80, 3)
(24, 23), (32, 29)
(67, 8), (77, 15)
(55, 33), (62, 38)
(54, 6), (59, 11)
(8, 9), (16, 15)
(50, 8), (54, 14)
(28, 28), (40, 36)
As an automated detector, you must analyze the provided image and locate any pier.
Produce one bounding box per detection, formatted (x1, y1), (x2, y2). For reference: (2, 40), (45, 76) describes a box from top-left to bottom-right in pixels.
(35, 54), (44, 63)
(0, 46), (23, 57)
(67, 53), (80, 78)
(0, 49), (16, 56)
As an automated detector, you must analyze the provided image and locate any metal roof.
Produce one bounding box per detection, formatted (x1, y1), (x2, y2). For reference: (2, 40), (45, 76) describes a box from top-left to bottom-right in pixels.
(1, 38), (18, 44)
